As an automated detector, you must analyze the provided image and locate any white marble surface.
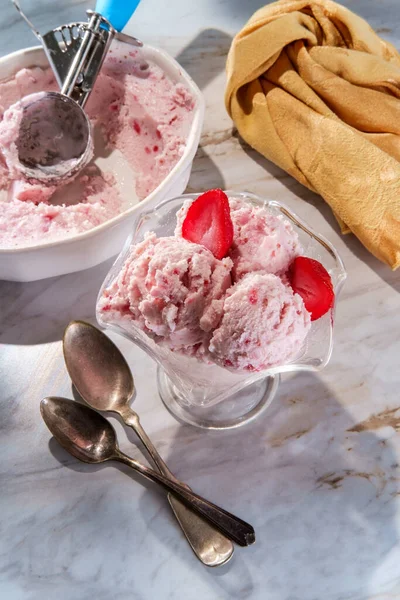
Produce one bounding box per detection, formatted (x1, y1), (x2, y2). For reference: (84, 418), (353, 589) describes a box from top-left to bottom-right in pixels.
(1, 1), (400, 599)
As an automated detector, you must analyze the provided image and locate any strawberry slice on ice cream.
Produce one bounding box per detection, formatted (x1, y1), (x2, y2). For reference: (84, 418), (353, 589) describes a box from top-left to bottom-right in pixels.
(181, 189), (234, 259)
(288, 256), (334, 321)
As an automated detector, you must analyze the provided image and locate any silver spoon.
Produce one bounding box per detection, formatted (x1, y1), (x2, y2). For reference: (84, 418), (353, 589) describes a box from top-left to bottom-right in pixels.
(40, 396), (255, 548)
(63, 320), (234, 567)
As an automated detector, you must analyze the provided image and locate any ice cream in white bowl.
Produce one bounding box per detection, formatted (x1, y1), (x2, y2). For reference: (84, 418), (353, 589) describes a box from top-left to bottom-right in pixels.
(97, 190), (347, 430)
(0, 43), (204, 281)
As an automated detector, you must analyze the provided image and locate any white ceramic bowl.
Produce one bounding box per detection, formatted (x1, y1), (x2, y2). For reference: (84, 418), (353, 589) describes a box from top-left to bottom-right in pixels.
(0, 45), (204, 282)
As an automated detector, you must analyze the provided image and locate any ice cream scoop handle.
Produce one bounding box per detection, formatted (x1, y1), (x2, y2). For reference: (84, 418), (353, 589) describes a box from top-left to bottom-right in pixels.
(95, 0), (141, 32)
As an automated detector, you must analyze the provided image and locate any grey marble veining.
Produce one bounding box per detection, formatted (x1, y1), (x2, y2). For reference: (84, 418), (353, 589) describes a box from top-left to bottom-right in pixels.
(1, 1), (400, 599)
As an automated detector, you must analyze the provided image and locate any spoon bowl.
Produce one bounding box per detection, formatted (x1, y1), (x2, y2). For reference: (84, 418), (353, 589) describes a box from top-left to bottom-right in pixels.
(63, 320), (134, 414)
(40, 396), (116, 463)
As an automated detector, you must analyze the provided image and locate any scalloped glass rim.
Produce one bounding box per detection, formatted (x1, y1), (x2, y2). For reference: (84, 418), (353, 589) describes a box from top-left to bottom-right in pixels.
(97, 190), (347, 405)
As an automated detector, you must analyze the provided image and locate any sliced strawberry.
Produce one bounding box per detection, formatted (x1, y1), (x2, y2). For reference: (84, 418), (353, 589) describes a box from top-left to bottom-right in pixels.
(288, 256), (334, 321)
(181, 189), (234, 259)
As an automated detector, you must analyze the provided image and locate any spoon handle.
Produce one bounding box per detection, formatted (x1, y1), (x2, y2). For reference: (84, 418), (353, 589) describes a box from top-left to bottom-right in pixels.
(123, 411), (177, 479)
(114, 449), (255, 547)
(123, 410), (234, 565)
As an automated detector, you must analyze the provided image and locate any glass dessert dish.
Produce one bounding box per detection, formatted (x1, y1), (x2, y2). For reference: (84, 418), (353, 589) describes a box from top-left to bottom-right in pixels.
(97, 191), (346, 430)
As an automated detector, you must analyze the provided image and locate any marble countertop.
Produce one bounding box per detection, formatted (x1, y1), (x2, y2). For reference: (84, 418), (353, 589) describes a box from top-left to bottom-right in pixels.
(1, 1), (400, 599)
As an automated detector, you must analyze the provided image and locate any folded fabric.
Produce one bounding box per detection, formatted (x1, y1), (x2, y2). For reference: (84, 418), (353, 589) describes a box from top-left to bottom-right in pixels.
(225, 0), (400, 269)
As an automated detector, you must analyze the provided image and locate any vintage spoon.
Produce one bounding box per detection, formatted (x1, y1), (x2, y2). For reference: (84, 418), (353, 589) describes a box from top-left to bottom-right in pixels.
(40, 397), (255, 547)
(63, 320), (234, 567)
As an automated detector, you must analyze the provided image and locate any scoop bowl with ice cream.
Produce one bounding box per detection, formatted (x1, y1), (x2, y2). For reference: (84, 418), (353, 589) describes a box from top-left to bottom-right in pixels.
(97, 190), (346, 430)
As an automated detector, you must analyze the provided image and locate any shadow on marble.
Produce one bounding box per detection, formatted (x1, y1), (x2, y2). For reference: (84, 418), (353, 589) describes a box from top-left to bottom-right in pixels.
(0, 257), (113, 345)
(219, 0), (270, 21)
(187, 145), (226, 193)
(176, 28), (232, 193)
(175, 28), (232, 91)
(28, 368), (400, 598)
(336, 234), (400, 294)
(140, 372), (400, 599)
(235, 132), (400, 294)
(48, 435), (162, 499)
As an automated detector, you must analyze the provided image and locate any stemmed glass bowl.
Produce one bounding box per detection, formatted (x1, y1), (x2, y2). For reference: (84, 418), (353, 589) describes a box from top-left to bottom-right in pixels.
(97, 191), (346, 430)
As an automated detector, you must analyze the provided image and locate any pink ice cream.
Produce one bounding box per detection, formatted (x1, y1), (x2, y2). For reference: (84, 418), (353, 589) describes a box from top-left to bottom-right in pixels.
(228, 198), (301, 280)
(0, 94), (27, 179)
(0, 41), (195, 249)
(2, 169), (120, 246)
(176, 196), (301, 281)
(98, 233), (232, 351)
(98, 194), (312, 373)
(208, 273), (311, 371)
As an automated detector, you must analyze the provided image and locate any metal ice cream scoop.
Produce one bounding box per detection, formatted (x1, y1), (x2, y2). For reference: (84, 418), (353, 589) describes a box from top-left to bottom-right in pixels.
(12, 0), (142, 181)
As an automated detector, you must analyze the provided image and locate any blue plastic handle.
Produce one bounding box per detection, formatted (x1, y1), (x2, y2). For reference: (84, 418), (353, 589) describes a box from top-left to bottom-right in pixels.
(95, 0), (141, 32)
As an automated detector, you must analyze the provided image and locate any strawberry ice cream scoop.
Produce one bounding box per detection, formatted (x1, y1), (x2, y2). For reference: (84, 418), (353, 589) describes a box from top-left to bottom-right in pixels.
(228, 198), (301, 280)
(175, 196), (301, 280)
(98, 233), (232, 350)
(208, 273), (311, 372)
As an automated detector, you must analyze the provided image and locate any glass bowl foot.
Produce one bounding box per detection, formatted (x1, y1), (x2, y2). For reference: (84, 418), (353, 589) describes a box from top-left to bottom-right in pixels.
(157, 367), (280, 430)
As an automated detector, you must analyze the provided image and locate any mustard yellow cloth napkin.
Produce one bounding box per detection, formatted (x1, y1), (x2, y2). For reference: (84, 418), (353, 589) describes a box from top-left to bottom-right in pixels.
(225, 0), (400, 269)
